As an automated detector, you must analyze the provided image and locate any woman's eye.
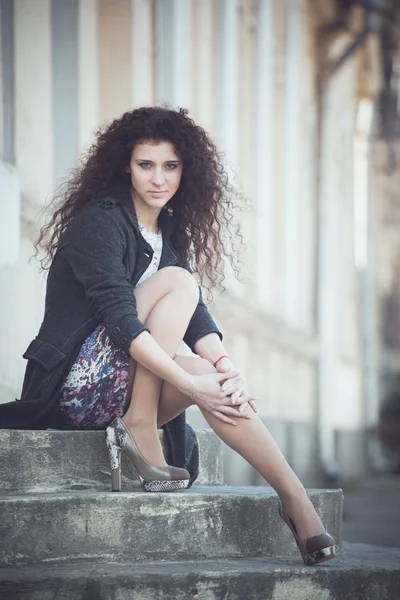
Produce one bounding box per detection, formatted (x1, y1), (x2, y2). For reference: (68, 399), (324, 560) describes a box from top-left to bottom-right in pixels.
(139, 162), (151, 169)
(165, 163), (177, 170)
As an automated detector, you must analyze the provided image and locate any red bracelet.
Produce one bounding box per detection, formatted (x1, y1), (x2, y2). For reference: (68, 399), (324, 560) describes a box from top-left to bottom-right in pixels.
(213, 355), (230, 368)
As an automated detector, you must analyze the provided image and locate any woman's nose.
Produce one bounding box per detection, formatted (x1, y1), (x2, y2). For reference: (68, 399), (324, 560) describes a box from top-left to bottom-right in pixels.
(151, 168), (165, 185)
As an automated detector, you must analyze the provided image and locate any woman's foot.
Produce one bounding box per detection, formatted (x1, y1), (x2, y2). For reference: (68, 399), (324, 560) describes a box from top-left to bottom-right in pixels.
(121, 417), (168, 468)
(280, 493), (326, 541)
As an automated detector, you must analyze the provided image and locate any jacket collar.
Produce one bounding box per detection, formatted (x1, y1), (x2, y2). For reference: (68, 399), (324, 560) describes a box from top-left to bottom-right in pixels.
(113, 187), (178, 265)
(114, 186), (173, 236)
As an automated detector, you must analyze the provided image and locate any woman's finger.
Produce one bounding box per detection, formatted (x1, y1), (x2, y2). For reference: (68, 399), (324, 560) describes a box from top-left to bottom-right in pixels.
(221, 377), (243, 395)
(230, 383), (246, 403)
(227, 382), (245, 398)
(248, 399), (258, 413)
(229, 390), (249, 405)
(215, 370), (239, 384)
(221, 375), (242, 392)
(217, 405), (252, 419)
(217, 389), (246, 405)
(212, 410), (237, 426)
(215, 358), (234, 373)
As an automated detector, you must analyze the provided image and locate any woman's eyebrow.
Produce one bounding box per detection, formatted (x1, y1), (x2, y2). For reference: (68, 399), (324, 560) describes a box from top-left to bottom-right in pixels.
(135, 158), (181, 163)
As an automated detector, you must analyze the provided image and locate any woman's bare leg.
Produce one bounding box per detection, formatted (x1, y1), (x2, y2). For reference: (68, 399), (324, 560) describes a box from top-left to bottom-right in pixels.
(157, 355), (326, 541)
(121, 267), (199, 468)
(119, 268), (325, 540)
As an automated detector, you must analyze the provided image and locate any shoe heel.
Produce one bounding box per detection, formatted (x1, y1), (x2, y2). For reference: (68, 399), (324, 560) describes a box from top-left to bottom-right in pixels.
(106, 436), (122, 492)
(304, 545), (336, 566)
(278, 501), (336, 566)
(106, 417), (190, 494)
(142, 479), (189, 493)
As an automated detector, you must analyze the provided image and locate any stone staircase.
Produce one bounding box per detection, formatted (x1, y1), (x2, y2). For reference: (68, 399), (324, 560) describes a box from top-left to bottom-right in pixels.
(0, 429), (399, 599)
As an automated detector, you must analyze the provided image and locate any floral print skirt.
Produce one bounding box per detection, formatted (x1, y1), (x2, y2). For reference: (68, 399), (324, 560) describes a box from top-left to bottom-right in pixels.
(57, 324), (130, 430)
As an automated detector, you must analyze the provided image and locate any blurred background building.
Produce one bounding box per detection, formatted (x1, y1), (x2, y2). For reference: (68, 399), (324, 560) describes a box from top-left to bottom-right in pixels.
(1, 0), (400, 487)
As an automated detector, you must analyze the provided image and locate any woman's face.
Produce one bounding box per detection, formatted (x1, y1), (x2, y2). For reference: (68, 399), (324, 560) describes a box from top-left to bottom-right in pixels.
(129, 141), (182, 211)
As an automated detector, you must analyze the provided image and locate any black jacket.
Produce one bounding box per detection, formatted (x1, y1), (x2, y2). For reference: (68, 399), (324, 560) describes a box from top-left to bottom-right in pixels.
(0, 192), (223, 485)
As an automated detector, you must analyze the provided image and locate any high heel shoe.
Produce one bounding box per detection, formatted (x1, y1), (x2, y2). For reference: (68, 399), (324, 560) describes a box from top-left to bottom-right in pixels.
(278, 502), (336, 566)
(105, 417), (190, 492)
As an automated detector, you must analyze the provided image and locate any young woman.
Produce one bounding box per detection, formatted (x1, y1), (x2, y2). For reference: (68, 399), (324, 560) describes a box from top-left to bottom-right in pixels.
(0, 107), (336, 566)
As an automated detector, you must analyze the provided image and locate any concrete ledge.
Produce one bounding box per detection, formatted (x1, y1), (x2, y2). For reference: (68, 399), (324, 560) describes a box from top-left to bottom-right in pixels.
(0, 488), (342, 566)
(0, 543), (398, 600)
(0, 428), (223, 494)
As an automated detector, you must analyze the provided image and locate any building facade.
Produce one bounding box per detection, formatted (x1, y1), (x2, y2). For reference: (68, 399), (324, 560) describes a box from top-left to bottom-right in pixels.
(0, 0), (385, 485)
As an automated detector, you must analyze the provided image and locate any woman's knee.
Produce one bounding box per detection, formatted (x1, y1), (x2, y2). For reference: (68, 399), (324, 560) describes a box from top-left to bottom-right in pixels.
(162, 266), (199, 303)
(135, 266), (199, 322)
(193, 357), (215, 375)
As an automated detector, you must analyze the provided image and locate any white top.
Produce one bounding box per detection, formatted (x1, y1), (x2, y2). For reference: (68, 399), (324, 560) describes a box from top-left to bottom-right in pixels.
(135, 225), (163, 287)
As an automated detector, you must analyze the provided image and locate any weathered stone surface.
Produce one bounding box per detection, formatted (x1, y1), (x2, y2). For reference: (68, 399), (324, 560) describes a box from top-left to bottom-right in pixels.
(0, 428), (223, 494)
(0, 543), (398, 600)
(0, 487), (342, 566)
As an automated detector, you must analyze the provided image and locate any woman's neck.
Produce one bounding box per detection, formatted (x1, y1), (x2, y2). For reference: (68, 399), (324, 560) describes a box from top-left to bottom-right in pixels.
(138, 218), (159, 234)
(132, 197), (160, 234)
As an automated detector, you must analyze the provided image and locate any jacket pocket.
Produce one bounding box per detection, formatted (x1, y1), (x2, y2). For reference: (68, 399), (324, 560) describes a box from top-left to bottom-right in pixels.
(23, 338), (67, 371)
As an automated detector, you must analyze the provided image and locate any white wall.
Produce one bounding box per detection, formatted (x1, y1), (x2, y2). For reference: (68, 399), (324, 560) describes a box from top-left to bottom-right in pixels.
(0, 161), (19, 269)
(0, 0), (378, 483)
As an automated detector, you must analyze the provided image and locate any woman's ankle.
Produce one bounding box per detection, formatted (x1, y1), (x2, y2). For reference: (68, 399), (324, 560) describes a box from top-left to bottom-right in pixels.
(122, 414), (157, 430)
(121, 415), (168, 467)
(279, 486), (309, 509)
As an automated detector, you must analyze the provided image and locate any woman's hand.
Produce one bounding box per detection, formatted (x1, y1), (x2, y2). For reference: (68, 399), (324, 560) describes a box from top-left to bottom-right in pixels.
(214, 357), (258, 415)
(190, 371), (254, 426)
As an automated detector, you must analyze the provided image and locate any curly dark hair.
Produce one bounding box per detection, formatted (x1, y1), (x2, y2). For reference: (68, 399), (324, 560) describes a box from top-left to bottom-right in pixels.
(36, 106), (246, 293)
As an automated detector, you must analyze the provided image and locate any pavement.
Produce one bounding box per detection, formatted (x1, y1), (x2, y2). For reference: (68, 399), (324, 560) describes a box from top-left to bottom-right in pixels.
(342, 473), (400, 548)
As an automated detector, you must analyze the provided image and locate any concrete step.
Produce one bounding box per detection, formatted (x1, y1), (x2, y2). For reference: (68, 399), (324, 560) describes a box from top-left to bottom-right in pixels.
(0, 487), (342, 566)
(0, 428), (223, 494)
(0, 543), (399, 600)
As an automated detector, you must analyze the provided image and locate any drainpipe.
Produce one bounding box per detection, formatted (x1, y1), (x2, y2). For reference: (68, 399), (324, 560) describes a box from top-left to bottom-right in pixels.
(326, 0), (380, 77)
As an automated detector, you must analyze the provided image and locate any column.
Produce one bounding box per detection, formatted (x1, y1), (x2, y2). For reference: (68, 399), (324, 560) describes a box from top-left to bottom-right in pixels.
(191, 0), (216, 133)
(355, 99), (379, 431)
(216, 0), (239, 168)
(131, 0), (155, 108)
(317, 74), (343, 476)
(52, 0), (79, 184)
(78, 0), (100, 151)
(98, 0), (132, 123)
(282, 0), (302, 326)
(254, 0), (275, 307)
(0, 0), (15, 163)
(156, 0), (192, 108)
(14, 0), (53, 208)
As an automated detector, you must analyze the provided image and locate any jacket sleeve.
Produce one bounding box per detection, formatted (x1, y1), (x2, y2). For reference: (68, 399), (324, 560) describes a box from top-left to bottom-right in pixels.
(181, 262), (223, 353)
(60, 206), (149, 354)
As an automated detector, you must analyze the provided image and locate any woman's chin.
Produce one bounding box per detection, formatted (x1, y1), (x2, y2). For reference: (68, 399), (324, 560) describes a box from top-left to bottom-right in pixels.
(145, 196), (171, 208)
